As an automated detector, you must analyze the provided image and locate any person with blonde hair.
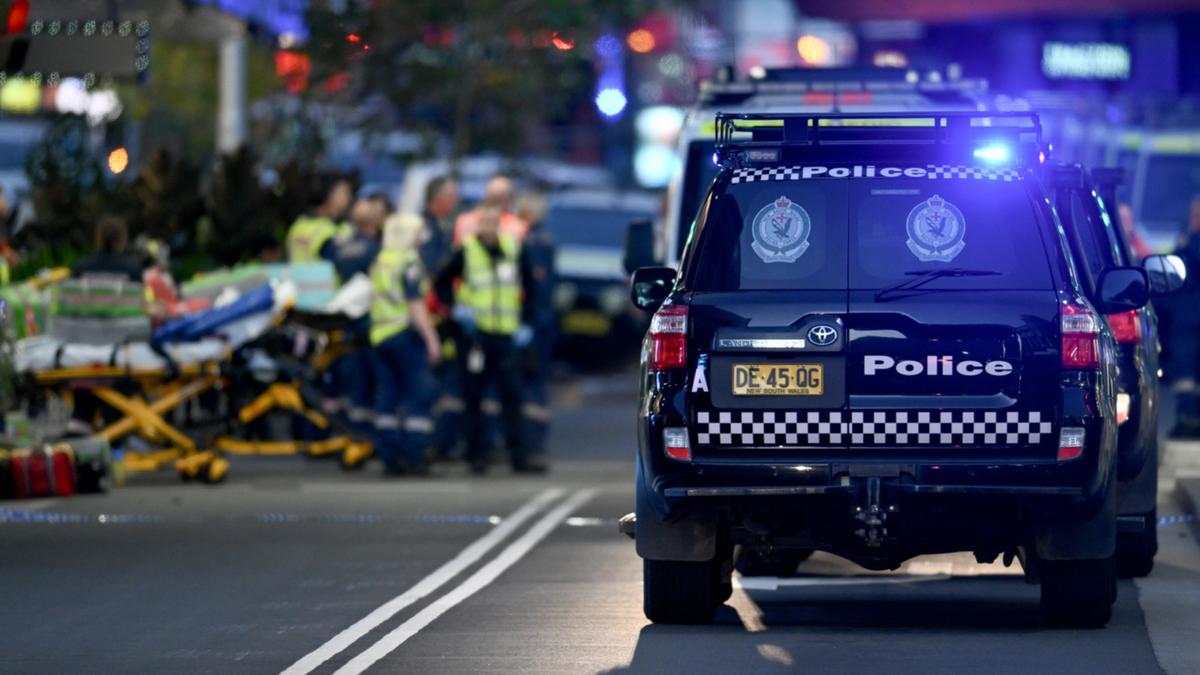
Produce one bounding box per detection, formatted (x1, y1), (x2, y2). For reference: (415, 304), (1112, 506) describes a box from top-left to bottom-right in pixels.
(368, 211), (442, 475)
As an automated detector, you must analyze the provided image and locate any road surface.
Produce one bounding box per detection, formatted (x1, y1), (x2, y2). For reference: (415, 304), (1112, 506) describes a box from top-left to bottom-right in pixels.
(2, 369), (1199, 674)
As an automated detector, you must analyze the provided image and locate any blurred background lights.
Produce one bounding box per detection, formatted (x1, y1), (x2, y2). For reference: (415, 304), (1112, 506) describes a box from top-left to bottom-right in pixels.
(626, 28), (655, 53)
(634, 144), (678, 188)
(634, 105), (684, 144)
(872, 50), (908, 68)
(551, 32), (575, 50)
(595, 87), (627, 117)
(796, 35), (831, 65)
(593, 34), (621, 58)
(107, 147), (129, 174)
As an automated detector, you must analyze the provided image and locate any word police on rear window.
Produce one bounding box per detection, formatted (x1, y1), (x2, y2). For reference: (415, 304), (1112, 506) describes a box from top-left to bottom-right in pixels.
(730, 164), (1020, 184)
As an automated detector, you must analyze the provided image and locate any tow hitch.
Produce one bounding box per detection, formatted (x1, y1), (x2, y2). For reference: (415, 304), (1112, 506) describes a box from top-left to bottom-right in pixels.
(853, 476), (897, 547)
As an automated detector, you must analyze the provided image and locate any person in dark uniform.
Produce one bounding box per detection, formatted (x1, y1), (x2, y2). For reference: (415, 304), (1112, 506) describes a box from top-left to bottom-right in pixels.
(419, 176), (467, 461)
(328, 194), (387, 438)
(514, 191), (556, 458)
(434, 204), (542, 474)
(419, 176), (458, 275)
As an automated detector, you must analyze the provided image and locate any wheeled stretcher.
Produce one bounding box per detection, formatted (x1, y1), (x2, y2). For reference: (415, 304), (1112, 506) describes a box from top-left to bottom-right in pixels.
(14, 279), (374, 483)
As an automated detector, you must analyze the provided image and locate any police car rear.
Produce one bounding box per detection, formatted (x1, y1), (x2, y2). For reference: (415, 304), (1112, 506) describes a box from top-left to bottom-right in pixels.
(628, 112), (1150, 628)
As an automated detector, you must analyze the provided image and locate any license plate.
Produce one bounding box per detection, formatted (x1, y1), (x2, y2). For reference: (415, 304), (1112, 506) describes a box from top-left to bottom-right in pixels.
(561, 310), (611, 336)
(732, 363), (824, 396)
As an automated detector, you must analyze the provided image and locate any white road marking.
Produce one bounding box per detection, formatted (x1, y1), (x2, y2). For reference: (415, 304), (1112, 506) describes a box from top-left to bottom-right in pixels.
(280, 487), (565, 675)
(334, 488), (598, 675)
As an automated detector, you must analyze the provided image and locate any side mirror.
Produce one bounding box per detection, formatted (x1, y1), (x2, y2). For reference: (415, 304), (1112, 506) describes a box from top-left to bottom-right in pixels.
(1095, 266), (1148, 314)
(630, 266), (676, 313)
(623, 218), (656, 275)
(1143, 254), (1187, 295)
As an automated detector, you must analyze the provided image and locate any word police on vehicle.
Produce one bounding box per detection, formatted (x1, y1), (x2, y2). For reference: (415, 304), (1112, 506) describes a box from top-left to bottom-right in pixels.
(864, 354), (1014, 377)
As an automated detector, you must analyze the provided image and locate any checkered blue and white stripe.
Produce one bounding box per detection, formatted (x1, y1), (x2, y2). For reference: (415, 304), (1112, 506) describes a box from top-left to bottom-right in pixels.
(729, 165), (1020, 184)
(923, 165), (1019, 182)
(730, 166), (803, 183)
(694, 410), (1052, 447)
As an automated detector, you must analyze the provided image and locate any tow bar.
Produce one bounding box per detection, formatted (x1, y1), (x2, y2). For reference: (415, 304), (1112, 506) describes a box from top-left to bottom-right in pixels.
(853, 476), (897, 547)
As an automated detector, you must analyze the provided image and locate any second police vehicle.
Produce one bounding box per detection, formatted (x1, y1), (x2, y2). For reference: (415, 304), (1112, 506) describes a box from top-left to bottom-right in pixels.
(624, 111), (1186, 628)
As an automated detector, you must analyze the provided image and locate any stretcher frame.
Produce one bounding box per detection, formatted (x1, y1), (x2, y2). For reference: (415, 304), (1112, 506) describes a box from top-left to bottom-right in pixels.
(28, 323), (373, 484)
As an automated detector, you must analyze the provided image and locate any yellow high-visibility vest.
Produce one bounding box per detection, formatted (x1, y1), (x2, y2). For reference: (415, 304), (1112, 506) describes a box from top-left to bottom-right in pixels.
(286, 216), (339, 263)
(369, 248), (421, 345)
(460, 234), (521, 335)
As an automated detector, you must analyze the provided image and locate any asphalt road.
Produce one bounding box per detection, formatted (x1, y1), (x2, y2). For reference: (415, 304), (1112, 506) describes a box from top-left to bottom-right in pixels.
(2, 368), (1200, 674)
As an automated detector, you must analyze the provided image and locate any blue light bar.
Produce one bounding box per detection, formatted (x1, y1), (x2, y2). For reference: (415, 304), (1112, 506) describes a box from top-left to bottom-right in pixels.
(973, 144), (1011, 163)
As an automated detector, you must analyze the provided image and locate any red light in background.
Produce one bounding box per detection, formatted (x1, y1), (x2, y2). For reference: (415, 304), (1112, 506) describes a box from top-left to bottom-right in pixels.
(6, 0), (30, 34)
(550, 32), (575, 50)
(346, 33), (361, 44)
(274, 50), (311, 94)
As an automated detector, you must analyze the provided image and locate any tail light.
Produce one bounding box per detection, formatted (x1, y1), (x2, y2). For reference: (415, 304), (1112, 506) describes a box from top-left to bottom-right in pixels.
(663, 427), (691, 461)
(648, 304), (688, 372)
(1057, 426), (1085, 461)
(1106, 309), (1141, 344)
(1061, 303), (1101, 370)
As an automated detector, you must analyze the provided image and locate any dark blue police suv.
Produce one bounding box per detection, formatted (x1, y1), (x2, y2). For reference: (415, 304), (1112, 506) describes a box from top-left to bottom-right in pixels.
(625, 112), (1186, 628)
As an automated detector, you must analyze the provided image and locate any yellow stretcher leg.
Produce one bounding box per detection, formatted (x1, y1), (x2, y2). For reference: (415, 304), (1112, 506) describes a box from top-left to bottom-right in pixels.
(95, 377), (219, 450)
(238, 382), (329, 429)
(340, 441), (373, 469)
(121, 448), (185, 473)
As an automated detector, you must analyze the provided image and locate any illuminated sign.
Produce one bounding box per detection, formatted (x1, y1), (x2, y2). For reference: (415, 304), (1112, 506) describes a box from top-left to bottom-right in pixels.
(1042, 42), (1130, 80)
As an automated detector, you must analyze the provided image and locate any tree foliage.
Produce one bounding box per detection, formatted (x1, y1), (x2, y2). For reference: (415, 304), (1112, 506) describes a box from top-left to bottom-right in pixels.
(305, 0), (652, 158)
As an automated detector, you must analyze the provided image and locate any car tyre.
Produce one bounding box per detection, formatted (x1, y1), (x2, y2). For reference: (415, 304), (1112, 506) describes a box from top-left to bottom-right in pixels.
(643, 558), (721, 624)
(1115, 509), (1157, 578)
(1039, 557), (1114, 628)
(735, 548), (813, 577)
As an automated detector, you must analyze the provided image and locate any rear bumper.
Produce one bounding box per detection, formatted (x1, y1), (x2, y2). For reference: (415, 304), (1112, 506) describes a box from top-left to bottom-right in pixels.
(664, 484), (1081, 498)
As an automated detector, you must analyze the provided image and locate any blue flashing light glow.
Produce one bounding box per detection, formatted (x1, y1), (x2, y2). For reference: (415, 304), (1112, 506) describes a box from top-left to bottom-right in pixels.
(973, 144), (1011, 163)
(595, 87), (627, 118)
(711, 151), (720, 166)
(594, 34), (622, 58)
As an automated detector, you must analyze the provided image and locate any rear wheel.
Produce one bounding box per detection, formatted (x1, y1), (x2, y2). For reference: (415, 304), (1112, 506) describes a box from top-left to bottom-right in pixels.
(1115, 509), (1157, 578)
(1039, 558), (1114, 628)
(643, 558), (722, 624)
(735, 548), (813, 577)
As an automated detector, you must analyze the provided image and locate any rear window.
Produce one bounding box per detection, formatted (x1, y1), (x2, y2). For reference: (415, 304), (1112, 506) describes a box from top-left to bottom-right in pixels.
(689, 167), (1054, 291)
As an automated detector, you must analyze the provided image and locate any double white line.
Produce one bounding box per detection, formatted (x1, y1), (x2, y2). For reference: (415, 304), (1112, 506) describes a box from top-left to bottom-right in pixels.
(282, 487), (596, 675)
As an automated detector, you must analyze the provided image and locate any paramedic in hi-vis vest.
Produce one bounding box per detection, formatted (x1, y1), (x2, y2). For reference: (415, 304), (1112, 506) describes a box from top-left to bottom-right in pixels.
(435, 203), (543, 474)
(286, 174), (354, 263)
(369, 213), (441, 475)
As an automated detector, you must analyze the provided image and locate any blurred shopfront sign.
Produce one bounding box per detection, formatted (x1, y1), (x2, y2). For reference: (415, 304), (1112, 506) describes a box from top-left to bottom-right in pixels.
(1042, 41), (1130, 80)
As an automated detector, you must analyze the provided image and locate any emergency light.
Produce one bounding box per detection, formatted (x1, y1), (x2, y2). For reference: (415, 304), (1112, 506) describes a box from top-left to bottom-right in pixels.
(973, 144), (1011, 163)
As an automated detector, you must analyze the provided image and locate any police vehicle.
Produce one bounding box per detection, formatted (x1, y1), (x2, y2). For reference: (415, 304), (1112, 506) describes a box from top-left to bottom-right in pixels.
(623, 111), (1185, 627)
(645, 68), (991, 270)
(1054, 165), (1185, 577)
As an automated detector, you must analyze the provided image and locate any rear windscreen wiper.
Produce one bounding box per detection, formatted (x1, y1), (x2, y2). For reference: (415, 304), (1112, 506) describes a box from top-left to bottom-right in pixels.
(874, 267), (1001, 302)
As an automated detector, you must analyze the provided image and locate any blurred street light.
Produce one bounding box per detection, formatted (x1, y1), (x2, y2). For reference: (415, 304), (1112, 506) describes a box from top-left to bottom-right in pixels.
(107, 147), (129, 174)
(595, 87), (627, 117)
(626, 28), (655, 54)
(796, 35), (831, 65)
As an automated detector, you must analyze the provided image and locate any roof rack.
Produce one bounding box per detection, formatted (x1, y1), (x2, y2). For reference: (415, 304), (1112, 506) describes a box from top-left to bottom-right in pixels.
(715, 111), (1042, 149)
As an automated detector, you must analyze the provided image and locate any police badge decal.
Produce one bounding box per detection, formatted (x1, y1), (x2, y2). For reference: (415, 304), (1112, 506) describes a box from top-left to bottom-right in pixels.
(905, 194), (966, 263)
(751, 195), (811, 264)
